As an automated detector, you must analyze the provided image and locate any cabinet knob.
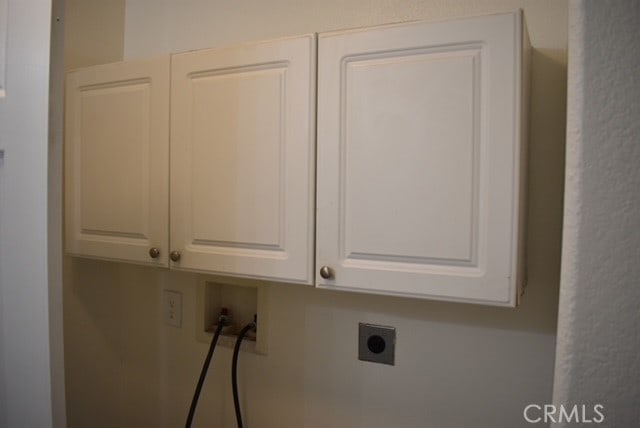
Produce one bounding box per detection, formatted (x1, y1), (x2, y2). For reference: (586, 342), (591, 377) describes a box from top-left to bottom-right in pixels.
(319, 266), (333, 279)
(170, 251), (181, 262)
(148, 247), (161, 259)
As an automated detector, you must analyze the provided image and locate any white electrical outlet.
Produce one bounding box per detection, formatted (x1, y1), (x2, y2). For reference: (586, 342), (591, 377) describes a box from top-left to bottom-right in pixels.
(163, 290), (182, 327)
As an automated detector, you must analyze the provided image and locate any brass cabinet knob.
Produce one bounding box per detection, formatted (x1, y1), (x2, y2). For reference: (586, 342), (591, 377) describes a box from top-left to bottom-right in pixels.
(319, 266), (333, 279)
(169, 251), (181, 262)
(149, 247), (161, 259)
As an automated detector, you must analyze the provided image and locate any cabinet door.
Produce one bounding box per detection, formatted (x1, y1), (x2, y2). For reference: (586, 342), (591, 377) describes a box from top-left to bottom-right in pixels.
(171, 35), (316, 283)
(316, 12), (528, 305)
(65, 57), (170, 266)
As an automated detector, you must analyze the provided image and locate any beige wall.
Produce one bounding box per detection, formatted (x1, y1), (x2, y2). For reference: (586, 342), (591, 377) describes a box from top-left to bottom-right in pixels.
(64, 1), (568, 427)
(64, 0), (125, 69)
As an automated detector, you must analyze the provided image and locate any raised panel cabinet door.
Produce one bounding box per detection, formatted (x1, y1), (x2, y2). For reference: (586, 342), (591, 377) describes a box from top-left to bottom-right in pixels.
(65, 57), (170, 266)
(171, 35), (316, 283)
(316, 12), (529, 306)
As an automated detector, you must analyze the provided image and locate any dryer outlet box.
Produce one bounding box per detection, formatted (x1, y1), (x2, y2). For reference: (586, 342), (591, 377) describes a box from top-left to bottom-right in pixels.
(358, 323), (395, 365)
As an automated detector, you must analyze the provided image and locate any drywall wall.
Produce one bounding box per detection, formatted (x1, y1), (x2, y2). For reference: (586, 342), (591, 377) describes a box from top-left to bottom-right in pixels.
(0, 0), (53, 426)
(60, 1), (126, 426)
(123, 0), (565, 59)
(553, 0), (640, 426)
(64, 1), (568, 427)
(63, 0), (125, 69)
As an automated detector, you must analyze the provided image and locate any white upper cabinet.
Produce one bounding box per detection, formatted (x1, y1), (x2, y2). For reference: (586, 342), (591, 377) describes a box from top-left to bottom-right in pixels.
(65, 12), (529, 304)
(65, 57), (170, 266)
(170, 35), (316, 283)
(316, 12), (529, 306)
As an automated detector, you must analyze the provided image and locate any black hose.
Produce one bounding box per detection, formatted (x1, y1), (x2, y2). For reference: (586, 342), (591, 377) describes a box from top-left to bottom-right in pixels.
(232, 322), (256, 428)
(185, 319), (226, 428)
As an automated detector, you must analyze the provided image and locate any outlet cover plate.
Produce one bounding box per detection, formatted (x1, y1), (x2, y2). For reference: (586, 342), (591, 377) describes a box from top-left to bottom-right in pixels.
(358, 323), (395, 365)
(163, 290), (182, 327)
